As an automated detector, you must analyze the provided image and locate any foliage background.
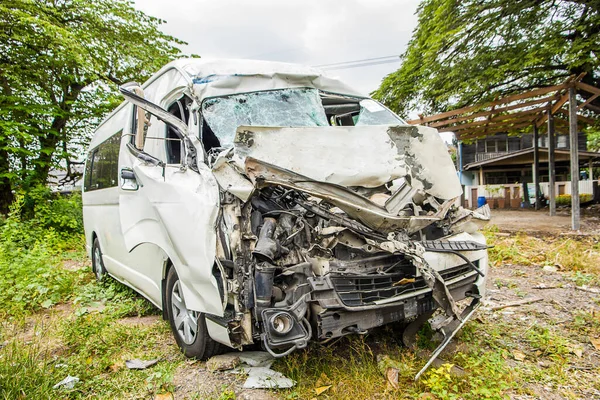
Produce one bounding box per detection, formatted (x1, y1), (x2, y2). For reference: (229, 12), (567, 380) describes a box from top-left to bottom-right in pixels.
(0, 0), (187, 213)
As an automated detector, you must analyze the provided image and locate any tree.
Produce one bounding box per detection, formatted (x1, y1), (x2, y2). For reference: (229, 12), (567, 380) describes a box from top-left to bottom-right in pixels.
(0, 0), (186, 213)
(373, 0), (600, 119)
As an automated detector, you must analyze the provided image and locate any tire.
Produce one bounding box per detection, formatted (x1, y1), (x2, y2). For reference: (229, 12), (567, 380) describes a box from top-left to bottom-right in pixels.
(91, 238), (107, 282)
(165, 267), (222, 359)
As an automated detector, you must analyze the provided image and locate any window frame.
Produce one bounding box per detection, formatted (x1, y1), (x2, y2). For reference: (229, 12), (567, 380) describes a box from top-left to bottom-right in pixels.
(84, 131), (122, 192)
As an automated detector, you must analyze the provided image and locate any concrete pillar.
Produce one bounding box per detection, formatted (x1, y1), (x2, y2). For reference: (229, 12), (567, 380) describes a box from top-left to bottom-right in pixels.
(547, 109), (556, 216)
(533, 124), (540, 210)
(569, 86), (580, 230)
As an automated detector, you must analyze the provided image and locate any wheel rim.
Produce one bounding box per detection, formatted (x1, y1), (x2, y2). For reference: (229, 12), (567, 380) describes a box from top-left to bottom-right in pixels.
(171, 280), (199, 345)
(93, 247), (104, 281)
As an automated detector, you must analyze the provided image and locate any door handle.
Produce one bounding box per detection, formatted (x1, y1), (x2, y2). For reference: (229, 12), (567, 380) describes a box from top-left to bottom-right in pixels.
(120, 168), (139, 190)
(121, 169), (136, 180)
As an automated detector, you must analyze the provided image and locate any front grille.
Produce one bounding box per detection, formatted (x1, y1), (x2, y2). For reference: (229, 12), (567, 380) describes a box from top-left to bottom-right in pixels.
(330, 263), (475, 307)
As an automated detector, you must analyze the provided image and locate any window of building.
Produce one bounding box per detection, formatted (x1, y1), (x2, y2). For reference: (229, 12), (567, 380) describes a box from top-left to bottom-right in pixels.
(84, 131), (122, 191)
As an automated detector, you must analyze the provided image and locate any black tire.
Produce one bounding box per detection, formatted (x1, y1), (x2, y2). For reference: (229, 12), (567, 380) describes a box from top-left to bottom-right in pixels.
(165, 267), (222, 359)
(91, 237), (107, 282)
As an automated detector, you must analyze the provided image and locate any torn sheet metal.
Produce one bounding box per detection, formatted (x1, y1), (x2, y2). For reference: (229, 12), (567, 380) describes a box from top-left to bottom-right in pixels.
(230, 124), (461, 199)
(244, 157), (439, 234)
(387, 125), (462, 200)
(211, 156), (254, 202)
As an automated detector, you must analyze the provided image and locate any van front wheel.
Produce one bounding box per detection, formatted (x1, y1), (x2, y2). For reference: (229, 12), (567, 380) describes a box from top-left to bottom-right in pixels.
(165, 267), (221, 359)
(92, 238), (107, 282)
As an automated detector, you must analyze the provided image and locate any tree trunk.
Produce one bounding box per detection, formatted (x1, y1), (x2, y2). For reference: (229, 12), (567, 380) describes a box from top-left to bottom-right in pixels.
(0, 145), (13, 215)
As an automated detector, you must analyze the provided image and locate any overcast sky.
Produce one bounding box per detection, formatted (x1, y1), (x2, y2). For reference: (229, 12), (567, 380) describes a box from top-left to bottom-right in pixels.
(134, 0), (420, 95)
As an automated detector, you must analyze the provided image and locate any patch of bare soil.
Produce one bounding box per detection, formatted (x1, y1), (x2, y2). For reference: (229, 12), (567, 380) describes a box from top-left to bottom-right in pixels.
(2, 302), (74, 356)
(484, 263), (600, 399)
(62, 259), (91, 271)
(490, 209), (600, 235)
(117, 315), (161, 327)
(171, 360), (279, 400)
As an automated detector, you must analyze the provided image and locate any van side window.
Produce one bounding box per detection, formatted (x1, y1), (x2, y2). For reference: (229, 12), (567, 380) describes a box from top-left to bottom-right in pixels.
(165, 97), (190, 164)
(84, 131), (121, 191)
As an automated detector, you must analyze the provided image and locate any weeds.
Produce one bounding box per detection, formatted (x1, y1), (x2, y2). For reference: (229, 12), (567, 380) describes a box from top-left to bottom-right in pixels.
(0, 188), (86, 318)
(485, 228), (600, 273)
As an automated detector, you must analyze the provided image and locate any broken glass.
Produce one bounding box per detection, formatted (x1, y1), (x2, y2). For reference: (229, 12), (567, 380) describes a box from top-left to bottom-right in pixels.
(202, 88), (328, 148)
(355, 99), (403, 126)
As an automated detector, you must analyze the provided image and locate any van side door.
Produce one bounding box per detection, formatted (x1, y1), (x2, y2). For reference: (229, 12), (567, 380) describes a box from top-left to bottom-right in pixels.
(116, 87), (224, 316)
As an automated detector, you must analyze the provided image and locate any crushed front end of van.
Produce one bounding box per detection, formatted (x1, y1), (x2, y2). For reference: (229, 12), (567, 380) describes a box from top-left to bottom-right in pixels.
(113, 60), (490, 379)
(209, 123), (490, 373)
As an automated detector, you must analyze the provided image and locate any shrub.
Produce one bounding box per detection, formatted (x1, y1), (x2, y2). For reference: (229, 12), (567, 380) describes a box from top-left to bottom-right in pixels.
(0, 187), (85, 317)
(555, 193), (593, 206)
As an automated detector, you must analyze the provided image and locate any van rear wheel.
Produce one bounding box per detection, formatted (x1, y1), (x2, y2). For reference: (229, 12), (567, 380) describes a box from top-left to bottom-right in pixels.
(165, 267), (222, 359)
(91, 238), (107, 282)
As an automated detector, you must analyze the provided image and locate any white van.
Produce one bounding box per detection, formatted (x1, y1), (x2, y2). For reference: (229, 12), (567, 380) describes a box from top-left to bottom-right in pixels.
(82, 59), (489, 370)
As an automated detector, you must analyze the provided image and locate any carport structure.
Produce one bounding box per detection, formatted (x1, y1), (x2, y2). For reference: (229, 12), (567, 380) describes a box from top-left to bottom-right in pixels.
(407, 75), (600, 230)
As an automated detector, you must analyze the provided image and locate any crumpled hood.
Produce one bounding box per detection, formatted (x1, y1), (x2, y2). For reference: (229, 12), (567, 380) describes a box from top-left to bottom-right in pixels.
(211, 124), (463, 233)
(226, 124), (461, 199)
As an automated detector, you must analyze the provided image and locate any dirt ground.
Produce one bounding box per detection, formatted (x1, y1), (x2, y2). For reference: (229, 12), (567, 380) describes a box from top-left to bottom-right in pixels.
(484, 263), (600, 399)
(165, 261), (600, 399)
(490, 208), (600, 234)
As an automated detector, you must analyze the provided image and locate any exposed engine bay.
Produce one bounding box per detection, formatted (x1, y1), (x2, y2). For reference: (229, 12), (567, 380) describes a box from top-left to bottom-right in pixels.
(207, 124), (490, 364)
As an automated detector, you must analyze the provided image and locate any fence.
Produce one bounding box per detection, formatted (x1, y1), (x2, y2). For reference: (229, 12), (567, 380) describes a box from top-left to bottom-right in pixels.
(464, 180), (596, 209)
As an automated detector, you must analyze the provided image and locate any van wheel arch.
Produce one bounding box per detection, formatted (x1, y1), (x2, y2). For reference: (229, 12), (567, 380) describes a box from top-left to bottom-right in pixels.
(161, 259), (173, 321)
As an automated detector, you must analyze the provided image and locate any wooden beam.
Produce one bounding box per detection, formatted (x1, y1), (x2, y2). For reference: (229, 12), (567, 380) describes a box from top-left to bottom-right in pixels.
(407, 84), (568, 125)
(555, 108), (597, 125)
(442, 106), (547, 133)
(429, 95), (559, 128)
(457, 122), (533, 140)
(547, 110), (556, 216)
(578, 92), (600, 111)
(448, 112), (542, 134)
(569, 86), (580, 231)
(585, 103), (600, 114)
(575, 81), (600, 96)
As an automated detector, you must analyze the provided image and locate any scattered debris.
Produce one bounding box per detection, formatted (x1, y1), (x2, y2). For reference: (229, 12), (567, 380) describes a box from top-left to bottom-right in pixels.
(576, 286), (600, 295)
(206, 354), (241, 372)
(590, 337), (600, 351)
(314, 372), (333, 395)
(242, 367), (295, 389)
(238, 351), (274, 368)
(209, 351), (294, 389)
(125, 358), (159, 370)
(154, 393), (174, 400)
(53, 375), (79, 389)
(315, 385), (332, 396)
(512, 349), (526, 361)
(377, 354), (404, 389)
(491, 297), (543, 311)
(533, 283), (561, 290)
(569, 345), (583, 358)
(542, 265), (558, 273)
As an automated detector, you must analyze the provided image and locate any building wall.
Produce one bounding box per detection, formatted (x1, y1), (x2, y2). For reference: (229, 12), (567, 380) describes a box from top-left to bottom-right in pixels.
(460, 131), (588, 169)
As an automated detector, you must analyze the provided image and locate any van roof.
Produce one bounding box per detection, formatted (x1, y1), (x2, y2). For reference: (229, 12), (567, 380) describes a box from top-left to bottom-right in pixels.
(92, 58), (367, 137)
(168, 58), (366, 101)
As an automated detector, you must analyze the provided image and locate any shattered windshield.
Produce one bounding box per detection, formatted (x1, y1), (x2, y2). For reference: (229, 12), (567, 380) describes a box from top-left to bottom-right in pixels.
(202, 88), (328, 148)
(354, 99), (403, 126)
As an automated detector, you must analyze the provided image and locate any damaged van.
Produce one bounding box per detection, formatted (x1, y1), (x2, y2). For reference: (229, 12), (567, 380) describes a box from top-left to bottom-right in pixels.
(83, 59), (490, 376)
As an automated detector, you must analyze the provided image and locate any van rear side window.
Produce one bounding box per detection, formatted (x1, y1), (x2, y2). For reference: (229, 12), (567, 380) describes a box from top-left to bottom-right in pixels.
(84, 131), (122, 191)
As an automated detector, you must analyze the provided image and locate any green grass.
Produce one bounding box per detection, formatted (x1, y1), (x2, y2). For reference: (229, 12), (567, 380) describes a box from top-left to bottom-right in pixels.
(2, 193), (600, 399)
(0, 277), (183, 399)
(485, 227), (600, 273)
